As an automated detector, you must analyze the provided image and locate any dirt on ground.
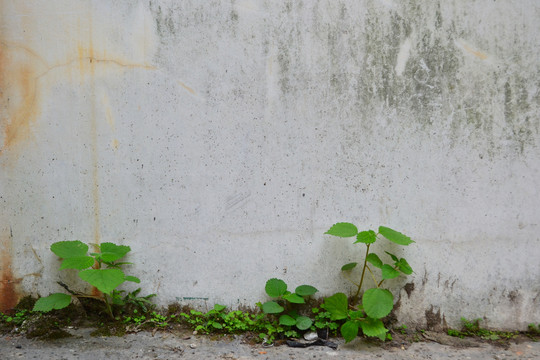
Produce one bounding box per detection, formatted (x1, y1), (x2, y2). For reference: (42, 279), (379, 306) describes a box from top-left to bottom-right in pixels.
(1, 327), (539, 360)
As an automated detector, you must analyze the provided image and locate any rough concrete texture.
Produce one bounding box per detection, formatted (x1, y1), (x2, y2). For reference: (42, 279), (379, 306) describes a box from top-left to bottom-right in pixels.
(0, 0), (539, 330)
(2, 330), (540, 360)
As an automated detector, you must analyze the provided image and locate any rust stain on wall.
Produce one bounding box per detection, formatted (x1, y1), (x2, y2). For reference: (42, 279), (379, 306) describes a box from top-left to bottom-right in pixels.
(0, 43), (44, 152)
(463, 44), (488, 60)
(178, 81), (196, 95)
(0, 40), (154, 157)
(0, 227), (20, 312)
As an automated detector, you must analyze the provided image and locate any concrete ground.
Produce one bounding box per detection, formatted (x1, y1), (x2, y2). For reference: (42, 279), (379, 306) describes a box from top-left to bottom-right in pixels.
(1, 328), (539, 360)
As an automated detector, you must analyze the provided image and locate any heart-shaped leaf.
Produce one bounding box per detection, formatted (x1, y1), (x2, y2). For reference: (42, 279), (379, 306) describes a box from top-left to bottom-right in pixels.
(341, 262), (358, 271)
(124, 275), (141, 283)
(378, 227), (414, 245)
(261, 301), (284, 314)
(381, 265), (401, 279)
(79, 268), (125, 294)
(354, 230), (377, 244)
(33, 293), (72, 312)
(397, 258), (413, 275)
(265, 278), (287, 298)
(284, 293), (305, 304)
(362, 288), (394, 319)
(295, 316), (313, 330)
(51, 241), (88, 258)
(99, 243), (131, 262)
(59, 256), (95, 270)
(341, 321), (359, 343)
(360, 317), (388, 337)
(325, 223), (358, 237)
(295, 285), (318, 296)
(366, 253), (383, 268)
(324, 293), (348, 320)
(279, 314), (296, 326)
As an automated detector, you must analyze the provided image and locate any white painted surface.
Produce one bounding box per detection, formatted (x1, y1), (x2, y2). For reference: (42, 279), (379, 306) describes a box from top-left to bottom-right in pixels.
(1, 0), (539, 329)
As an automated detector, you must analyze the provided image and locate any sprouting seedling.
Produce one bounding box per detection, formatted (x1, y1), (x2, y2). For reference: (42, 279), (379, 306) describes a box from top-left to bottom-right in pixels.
(323, 223), (414, 342)
(260, 278), (318, 332)
(33, 240), (142, 319)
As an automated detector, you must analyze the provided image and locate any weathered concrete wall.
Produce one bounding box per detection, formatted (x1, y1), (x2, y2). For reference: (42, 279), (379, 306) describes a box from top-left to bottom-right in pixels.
(1, 0), (539, 330)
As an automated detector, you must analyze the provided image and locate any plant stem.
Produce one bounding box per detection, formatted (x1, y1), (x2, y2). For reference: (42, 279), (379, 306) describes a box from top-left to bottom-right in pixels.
(366, 265), (379, 288)
(354, 244), (370, 303)
(343, 272), (360, 287)
(104, 295), (114, 319)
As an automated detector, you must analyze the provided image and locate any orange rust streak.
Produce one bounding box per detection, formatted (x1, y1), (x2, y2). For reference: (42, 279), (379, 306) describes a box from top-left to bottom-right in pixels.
(463, 44), (488, 60)
(0, 228), (19, 313)
(178, 81), (196, 95)
(0, 44), (41, 150)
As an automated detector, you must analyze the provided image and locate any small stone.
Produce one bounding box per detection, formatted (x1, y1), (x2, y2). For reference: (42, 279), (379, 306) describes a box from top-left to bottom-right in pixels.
(189, 343), (197, 349)
(303, 332), (318, 341)
(15, 345), (22, 349)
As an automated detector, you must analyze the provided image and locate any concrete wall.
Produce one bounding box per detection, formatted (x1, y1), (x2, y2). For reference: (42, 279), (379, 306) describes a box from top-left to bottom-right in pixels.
(1, 0), (539, 330)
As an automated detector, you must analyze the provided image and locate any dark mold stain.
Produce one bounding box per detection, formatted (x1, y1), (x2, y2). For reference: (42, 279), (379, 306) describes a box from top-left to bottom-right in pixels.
(404, 282), (415, 298)
(425, 305), (446, 331)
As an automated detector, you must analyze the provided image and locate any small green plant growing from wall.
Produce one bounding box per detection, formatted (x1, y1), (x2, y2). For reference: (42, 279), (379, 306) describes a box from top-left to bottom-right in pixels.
(323, 223), (414, 342)
(258, 278), (318, 341)
(33, 241), (142, 319)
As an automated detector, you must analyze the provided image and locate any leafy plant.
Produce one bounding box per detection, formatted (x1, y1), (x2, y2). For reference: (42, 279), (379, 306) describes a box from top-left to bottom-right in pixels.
(178, 304), (267, 335)
(112, 288), (156, 314)
(260, 278), (318, 332)
(310, 305), (340, 334)
(324, 223), (414, 342)
(528, 323), (540, 334)
(447, 317), (518, 340)
(33, 241), (143, 319)
(0, 309), (30, 326)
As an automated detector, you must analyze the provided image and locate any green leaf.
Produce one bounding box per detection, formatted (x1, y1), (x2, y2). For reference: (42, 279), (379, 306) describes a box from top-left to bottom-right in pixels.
(124, 275), (141, 283)
(284, 293), (305, 304)
(362, 289), (394, 319)
(295, 285), (318, 296)
(341, 262), (358, 271)
(360, 317), (388, 337)
(59, 256), (95, 270)
(385, 251), (398, 262)
(397, 258), (413, 275)
(211, 322), (223, 329)
(295, 316), (312, 330)
(78, 268), (125, 294)
(378, 226), (414, 245)
(341, 321), (359, 343)
(99, 243), (131, 262)
(265, 278), (287, 298)
(325, 223), (358, 237)
(33, 293), (71, 312)
(324, 293), (348, 320)
(261, 301), (284, 314)
(381, 265), (401, 279)
(51, 241), (88, 258)
(366, 253), (383, 268)
(214, 304), (226, 312)
(349, 310), (364, 319)
(354, 230), (377, 244)
(279, 314), (296, 326)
